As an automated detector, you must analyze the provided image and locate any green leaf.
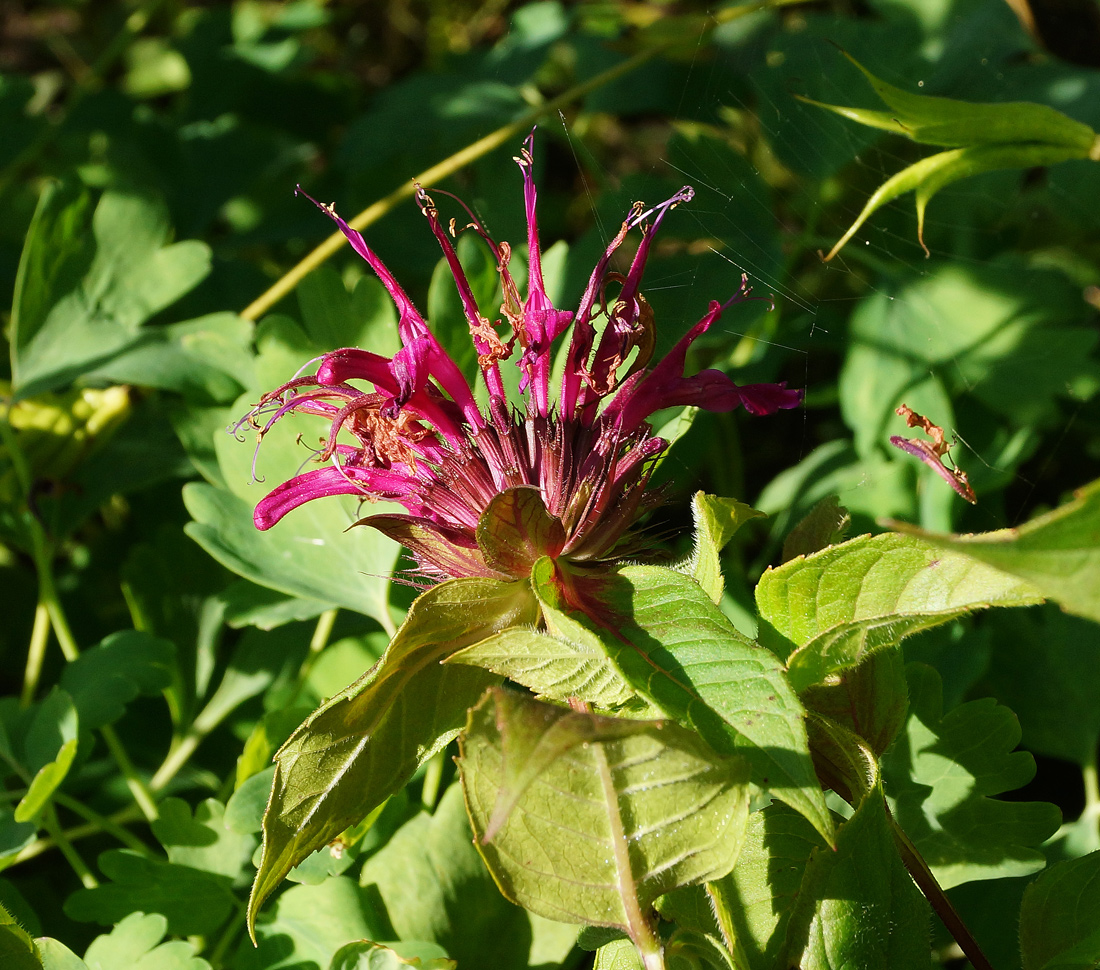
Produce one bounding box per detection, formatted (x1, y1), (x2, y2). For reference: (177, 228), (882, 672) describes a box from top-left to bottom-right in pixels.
(755, 531), (1041, 692)
(358, 783), (530, 968)
(329, 942), (456, 970)
(535, 561), (832, 842)
(245, 877), (388, 970)
(708, 804), (830, 970)
(690, 493), (765, 605)
(24, 689), (78, 775)
(665, 930), (739, 970)
(151, 798), (256, 882)
(14, 738), (77, 823)
(248, 577), (536, 935)
(781, 496), (850, 564)
(447, 619), (644, 711)
(811, 52), (1099, 152)
(881, 664), (1061, 888)
(36, 940), (85, 970)
(459, 689), (750, 962)
(594, 939), (645, 970)
(11, 187), (211, 398)
(978, 607), (1100, 767)
(83, 912), (211, 970)
(784, 788), (930, 970)
(65, 850), (235, 936)
(59, 631), (175, 731)
(1020, 851), (1100, 970)
(0, 900), (40, 970)
(892, 478), (1100, 624)
(824, 143), (1087, 260)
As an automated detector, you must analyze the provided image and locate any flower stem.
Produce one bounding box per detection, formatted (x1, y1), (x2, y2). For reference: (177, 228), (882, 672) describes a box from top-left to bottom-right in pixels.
(888, 809), (994, 970)
(21, 602), (51, 707)
(42, 806), (98, 889)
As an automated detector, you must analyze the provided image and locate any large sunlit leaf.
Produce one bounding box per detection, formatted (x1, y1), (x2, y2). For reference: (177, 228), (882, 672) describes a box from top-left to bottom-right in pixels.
(248, 578), (536, 935)
(893, 477), (1100, 624)
(755, 531), (1041, 691)
(881, 664), (1061, 888)
(358, 783), (530, 968)
(534, 560), (831, 842)
(1019, 850), (1100, 970)
(459, 689), (750, 965)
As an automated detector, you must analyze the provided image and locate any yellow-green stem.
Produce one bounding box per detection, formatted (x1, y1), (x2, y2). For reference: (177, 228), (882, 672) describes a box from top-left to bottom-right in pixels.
(54, 793), (153, 857)
(43, 806), (98, 889)
(12, 805), (144, 866)
(21, 602), (51, 707)
(101, 725), (159, 821)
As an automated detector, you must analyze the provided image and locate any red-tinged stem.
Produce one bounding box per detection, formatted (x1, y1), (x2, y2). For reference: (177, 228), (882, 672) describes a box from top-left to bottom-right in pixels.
(887, 807), (995, 970)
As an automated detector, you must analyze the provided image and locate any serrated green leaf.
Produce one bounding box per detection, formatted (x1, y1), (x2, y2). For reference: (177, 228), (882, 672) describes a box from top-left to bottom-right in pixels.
(24, 689), (78, 775)
(691, 493), (765, 605)
(459, 688), (750, 961)
(248, 578), (535, 935)
(755, 532), (1041, 692)
(329, 941), (456, 970)
(358, 782), (530, 968)
(881, 664), (1061, 888)
(708, 804), (830, 970)
(1020, 850), (1100, 970)
(59, 631), (174, 731)
(784, 787), (930, 970)
(65, 850), (234, 936)
(14, 737), (77, 823)
(447, 622), (641, 711)
(0, 900), (40, 970)
(83, 912), (210, 970)
(534, 561), (831, 842)
(151, 798), (256, 881)
(892, 478), (1100, 623)
(665, 930), (738, 970)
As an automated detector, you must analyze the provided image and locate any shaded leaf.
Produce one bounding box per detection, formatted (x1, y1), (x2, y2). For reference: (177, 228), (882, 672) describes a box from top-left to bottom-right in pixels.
(65, 850), (234, 936)
(708, 804), (829, 970)
(475, 487), (565, 578)
(781, 496), (850, 564)
(881, 664), (1061, 888)
(151, 798), (256, 882)
(0, 900), (39, 970)
(784, 788), (930, 970)
(358, 783), (530, 968)
(248, 578), (536, 934)
(459, 688), (750, 962)
(755, 532), (1041, 692)
(1020, 850), (1100, 970)
(59, 631), (175, 731)
(892, 478), (1100, 624)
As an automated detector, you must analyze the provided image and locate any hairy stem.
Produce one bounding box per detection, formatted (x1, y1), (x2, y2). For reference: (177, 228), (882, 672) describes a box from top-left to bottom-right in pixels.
(888, 810), (994, 970)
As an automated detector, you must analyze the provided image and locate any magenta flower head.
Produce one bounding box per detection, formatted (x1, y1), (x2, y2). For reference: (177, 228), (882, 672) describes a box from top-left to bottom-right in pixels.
(241, 133), (802, 582)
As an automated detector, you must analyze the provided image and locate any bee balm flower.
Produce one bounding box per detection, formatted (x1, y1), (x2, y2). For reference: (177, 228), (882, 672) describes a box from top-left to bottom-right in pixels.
(241, 135), (802, 581)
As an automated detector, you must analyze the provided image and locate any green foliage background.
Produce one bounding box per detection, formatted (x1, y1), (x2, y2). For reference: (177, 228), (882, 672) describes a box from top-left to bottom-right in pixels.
(1, 0), (1099, 968)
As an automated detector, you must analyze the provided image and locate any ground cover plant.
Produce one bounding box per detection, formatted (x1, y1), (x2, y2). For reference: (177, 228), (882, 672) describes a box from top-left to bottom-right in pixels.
(1, 1), (1099, 968)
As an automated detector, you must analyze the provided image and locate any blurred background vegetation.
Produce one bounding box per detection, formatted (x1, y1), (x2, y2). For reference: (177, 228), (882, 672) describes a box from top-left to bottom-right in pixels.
(1, 1), (1099, 967)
